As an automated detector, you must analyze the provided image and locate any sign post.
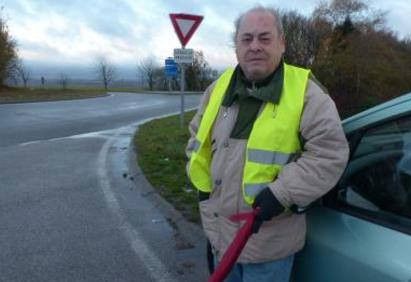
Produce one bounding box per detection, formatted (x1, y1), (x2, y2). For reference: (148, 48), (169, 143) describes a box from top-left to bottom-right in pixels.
(169, 13), (203, 128)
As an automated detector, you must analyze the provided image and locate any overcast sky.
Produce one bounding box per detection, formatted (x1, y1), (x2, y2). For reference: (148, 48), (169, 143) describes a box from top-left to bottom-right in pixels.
(1, 0), (411, 75)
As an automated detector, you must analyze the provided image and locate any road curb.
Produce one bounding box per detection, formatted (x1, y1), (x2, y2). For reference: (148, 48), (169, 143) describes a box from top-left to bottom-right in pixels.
(128, 127), (205, 242)
(127, 127), (209, 280)
(127, 127), (206, 248)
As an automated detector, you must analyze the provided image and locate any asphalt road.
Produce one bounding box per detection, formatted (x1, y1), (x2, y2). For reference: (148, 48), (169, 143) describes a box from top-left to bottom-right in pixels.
(0, 92), (207, 282)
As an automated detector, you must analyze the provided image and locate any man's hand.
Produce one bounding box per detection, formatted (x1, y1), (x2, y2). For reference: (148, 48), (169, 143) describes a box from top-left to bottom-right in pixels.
(252, 187), (285, 233)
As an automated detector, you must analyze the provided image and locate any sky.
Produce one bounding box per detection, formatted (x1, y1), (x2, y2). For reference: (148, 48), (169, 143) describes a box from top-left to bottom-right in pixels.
(1, 0), (411, 79)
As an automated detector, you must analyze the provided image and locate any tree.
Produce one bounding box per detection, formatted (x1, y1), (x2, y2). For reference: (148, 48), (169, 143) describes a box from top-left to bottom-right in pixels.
(0, 8), (17, 87)
(95, 56), (115, 90)
(41, 76), (45, 88)
(137, 56), (158, 91)
(59, 73), (69, 90)
(281, 11), (318, 67)
(313, 0), (380, 27)
(153, 66), (168, 90)
(185, 51), (218, 91)
(310, 0), (411, 117)
(15, 59), (30, 88)
(5, 57), (18, 85)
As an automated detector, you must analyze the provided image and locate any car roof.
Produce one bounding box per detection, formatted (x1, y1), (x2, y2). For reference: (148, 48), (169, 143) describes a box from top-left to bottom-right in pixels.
(342, 92), (411, 134)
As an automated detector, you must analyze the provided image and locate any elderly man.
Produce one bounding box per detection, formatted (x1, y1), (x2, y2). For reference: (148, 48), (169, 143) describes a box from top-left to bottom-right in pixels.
(186, 5), (349, 282)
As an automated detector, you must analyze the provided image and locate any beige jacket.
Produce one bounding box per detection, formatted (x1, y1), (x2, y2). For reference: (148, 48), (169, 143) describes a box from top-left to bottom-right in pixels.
(186, 75), (349, 263)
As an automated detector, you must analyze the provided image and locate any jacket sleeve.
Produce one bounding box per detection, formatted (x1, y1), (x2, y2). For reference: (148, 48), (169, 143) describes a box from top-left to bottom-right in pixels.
(269, 78), (350, 208)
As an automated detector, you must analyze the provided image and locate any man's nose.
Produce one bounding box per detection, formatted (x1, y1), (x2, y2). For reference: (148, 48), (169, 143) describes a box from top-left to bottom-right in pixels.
(249, 38), (262, 51)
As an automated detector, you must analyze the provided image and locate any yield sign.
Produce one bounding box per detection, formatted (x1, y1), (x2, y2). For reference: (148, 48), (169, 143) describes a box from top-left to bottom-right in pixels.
(169, 13), (203, 47)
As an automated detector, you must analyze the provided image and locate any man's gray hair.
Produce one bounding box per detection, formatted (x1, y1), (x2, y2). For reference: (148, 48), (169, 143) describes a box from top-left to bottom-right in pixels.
(233, 5), (283, 44)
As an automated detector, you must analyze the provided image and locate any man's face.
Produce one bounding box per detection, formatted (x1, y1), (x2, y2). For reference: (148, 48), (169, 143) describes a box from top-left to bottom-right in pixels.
(235, 11), (285, 82)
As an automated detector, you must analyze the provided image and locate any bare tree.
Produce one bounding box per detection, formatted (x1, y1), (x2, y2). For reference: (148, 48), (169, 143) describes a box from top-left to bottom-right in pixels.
(312, 0), (386, 30)
(15, 59), (30, 88)
(59, 73), (69, 90)
(186, 50), (218, 91)
(95, 56), (115, 90)
(5, 57), (19, 85)
(153, 66), (167, 90)
(281, 11), (318, 67)
(137, 56), (158, 91)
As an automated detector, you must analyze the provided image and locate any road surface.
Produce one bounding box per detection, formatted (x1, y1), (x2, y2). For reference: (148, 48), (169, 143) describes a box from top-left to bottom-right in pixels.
(0, 92), (207, 282)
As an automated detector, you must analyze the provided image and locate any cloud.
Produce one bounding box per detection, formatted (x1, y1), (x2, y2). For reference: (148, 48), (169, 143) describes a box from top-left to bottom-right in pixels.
(372, 0), (411, 38)
(2, 0), (411, 75)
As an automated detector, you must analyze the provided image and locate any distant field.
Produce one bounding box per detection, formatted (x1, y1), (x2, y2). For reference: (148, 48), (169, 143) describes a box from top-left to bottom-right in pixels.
(0, 87), (147, 103)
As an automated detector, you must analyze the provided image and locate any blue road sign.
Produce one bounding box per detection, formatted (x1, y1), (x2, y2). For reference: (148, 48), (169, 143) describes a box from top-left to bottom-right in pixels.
(165, 58), (178, 77)
(165, 58), (176, 65)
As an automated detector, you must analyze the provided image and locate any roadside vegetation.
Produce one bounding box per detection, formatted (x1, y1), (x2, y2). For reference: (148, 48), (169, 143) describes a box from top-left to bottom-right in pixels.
(0, 86), (108, 103)
(0, 86), (200, 103)
(280, 0), (411, 117)
(134, 111), (199, 223)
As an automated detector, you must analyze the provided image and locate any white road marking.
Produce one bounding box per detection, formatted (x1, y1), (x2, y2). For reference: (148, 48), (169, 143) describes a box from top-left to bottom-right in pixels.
(15, 108), (200, 279)
(93, 109), (198, 281)
(97, 130), (178, 282)
(7, 104), (200, 280)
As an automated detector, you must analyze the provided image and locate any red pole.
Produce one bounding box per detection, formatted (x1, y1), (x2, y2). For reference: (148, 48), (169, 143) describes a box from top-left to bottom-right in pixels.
(208, 209), (259, 282)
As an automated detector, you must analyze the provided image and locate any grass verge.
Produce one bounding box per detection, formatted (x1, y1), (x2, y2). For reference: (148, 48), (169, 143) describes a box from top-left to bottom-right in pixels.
(0, 87), (108, 103)
(0, 87), (201, 103)
(134, 110), (200, 223)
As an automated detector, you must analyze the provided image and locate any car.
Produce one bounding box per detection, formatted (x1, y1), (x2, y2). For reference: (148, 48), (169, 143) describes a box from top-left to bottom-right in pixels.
(292, 92), (411, 282)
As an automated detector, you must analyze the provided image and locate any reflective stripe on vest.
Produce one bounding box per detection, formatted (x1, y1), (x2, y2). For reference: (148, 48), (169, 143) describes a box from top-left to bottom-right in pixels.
(248, 149), (296, 165)
(244, 183), (269, 197)
(188, 63), (310, 204)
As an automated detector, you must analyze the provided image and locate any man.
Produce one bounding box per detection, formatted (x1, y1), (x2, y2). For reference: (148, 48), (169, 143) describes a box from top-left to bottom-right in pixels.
(186, 6), (349, 282)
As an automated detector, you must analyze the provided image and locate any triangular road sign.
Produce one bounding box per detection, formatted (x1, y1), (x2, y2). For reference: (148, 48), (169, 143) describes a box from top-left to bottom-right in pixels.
(169, 13), (203, 47)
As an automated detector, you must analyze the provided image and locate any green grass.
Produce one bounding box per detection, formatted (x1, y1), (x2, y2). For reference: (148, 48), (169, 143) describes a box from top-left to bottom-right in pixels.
(0, 87), (107, 103)
(0, 86), (200, 103)
(134, 110), (200, 223)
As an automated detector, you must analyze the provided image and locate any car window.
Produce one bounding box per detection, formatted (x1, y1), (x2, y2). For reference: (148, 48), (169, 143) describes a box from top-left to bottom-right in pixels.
(338, 115), (411, 220)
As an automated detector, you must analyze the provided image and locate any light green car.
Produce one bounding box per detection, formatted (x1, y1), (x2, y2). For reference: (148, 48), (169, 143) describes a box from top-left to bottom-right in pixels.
(293, 93), (411, 281)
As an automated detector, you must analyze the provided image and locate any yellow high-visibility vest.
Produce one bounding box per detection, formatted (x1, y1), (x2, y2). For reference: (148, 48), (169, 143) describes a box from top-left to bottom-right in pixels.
(188, 63), (310, 205)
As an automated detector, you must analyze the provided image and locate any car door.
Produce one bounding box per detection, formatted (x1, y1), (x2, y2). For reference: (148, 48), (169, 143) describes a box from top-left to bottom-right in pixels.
(293, 114), (411, 282)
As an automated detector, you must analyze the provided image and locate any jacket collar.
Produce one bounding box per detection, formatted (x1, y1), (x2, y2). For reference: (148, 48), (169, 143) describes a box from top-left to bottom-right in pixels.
(222, 61), (284, 107)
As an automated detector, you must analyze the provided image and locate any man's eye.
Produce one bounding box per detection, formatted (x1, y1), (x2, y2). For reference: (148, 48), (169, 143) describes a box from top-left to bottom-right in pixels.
(260, 37), (271, 43)
(242, 38), (252, 43)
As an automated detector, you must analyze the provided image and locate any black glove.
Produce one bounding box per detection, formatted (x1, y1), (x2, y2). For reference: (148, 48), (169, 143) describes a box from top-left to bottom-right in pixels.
(252, 187), (285, 233)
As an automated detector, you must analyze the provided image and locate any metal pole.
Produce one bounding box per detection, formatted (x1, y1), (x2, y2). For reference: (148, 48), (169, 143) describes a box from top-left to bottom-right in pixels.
(180, 65), (185, 128)
(180, 46), (185, 129)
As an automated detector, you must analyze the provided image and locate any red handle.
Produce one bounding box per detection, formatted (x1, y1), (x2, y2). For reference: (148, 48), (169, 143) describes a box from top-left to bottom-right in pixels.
(208, 209), (259, 282)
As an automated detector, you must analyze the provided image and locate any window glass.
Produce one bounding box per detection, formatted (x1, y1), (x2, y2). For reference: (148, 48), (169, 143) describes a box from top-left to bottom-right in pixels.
(339, 116), (411, 219)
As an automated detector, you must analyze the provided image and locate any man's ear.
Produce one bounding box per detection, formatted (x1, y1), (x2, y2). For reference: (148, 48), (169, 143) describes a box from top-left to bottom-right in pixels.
(279, 34), (286, 54)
